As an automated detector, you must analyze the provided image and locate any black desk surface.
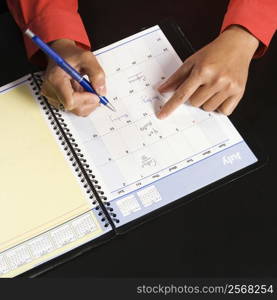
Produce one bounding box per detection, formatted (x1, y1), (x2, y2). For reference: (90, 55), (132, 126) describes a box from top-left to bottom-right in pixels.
(0, 0), (276, 278)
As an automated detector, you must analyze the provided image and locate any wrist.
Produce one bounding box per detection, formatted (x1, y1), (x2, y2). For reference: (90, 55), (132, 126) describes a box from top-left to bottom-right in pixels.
(220, 25), (259, 59)
(50, 39), (76, 48)
(46, 39), (76, 63)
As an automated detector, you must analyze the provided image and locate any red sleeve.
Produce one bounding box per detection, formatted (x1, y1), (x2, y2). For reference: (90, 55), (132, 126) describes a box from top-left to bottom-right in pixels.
(6, 0), (91, 65)
(221, 0), (277, 57)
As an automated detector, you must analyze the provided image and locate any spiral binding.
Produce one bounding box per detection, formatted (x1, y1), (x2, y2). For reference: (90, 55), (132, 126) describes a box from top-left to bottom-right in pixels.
(28, 73), (120, 227)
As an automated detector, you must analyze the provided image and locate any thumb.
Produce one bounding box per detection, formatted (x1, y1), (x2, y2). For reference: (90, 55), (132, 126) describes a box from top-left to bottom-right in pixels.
(81, 53), (106, 96)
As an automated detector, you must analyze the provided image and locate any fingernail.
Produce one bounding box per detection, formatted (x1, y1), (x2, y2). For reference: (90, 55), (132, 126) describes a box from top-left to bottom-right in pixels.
(160, 76), (171, 86)
(228, 103), (236, 115)
(226, 109), (233, 116)
(158, 82), (167, 92)
(157, 111), (166, 120)
(66, 104), (73, 111)
(97, 85), (106, 95)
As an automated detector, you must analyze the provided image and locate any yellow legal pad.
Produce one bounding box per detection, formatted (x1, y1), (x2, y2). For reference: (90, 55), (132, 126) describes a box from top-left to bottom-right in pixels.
(0, 78), (103, 277)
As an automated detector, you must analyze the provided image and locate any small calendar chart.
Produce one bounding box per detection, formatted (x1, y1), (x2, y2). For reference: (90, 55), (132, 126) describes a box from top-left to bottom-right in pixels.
(64, 26), (243, 201)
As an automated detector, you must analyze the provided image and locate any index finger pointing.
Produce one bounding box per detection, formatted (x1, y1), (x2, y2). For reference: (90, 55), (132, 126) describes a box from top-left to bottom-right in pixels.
(158, 74), (201, 119)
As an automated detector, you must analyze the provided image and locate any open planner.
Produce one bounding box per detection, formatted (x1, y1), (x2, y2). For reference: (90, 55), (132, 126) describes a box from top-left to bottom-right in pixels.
(0, 22), (262, 277)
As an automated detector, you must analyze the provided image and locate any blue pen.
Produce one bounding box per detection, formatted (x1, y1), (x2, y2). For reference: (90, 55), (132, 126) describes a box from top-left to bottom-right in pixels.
(25, 28), (116, 112)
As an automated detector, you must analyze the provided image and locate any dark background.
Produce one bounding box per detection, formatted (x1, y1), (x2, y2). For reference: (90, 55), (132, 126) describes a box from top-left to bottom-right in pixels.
(0, 0), (276, 278)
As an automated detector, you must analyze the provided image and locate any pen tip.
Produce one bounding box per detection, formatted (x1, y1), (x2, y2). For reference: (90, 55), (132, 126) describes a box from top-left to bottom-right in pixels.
(106, 103), (116, 112)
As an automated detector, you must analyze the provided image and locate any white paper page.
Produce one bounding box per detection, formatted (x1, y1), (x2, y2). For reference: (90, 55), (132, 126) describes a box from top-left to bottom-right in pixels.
(62, 25), (243, 201)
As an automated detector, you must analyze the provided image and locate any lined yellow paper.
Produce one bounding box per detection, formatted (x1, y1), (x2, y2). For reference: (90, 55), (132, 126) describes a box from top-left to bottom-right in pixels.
(0, 80), (97, 253)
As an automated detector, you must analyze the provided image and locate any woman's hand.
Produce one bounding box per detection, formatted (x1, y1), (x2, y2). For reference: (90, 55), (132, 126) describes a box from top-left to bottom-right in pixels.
(158, 25), (259, 119)
(41, 39), (106, 117)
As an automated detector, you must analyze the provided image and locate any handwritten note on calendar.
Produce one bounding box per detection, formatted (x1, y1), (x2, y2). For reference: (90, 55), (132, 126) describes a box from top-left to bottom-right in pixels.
(62, 25), (242, 200)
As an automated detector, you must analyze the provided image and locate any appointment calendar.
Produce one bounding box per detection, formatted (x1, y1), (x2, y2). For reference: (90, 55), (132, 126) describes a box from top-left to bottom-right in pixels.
(0, 25), (258, 277)
(63, 25), (257, 226)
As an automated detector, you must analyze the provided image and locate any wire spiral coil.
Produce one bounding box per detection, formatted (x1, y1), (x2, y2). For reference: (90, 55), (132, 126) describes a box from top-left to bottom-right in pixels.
(28, 73), (120, 227)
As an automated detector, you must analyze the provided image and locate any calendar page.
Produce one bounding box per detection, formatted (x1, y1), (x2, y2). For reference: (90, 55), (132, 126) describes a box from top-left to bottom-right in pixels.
(62, 26), (257, 225)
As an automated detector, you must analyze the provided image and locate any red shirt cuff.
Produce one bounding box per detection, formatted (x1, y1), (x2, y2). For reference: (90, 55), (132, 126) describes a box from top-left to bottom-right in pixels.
(23, 10), (91, 65)
(221, 0), (277, 57)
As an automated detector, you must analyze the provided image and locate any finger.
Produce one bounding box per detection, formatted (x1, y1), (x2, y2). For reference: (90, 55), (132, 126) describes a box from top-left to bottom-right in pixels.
(44, 95), (60, 109)
(72, 91), (100, 107)
(158, 74), (201, 119)
(62, 81), (99, 107)
(202, 91), (228, 112)
(158, 60), (193, 93)
(71, 102), (99, 117)
(47, 76), (76, 111)
(41, 80), (57, 100)
(189, 84), (221, 108)
(71, 79), (84, 93)
(41, 84), (60, 108)
(81, 54), (106, 95)
(217, 95), (241, 116)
